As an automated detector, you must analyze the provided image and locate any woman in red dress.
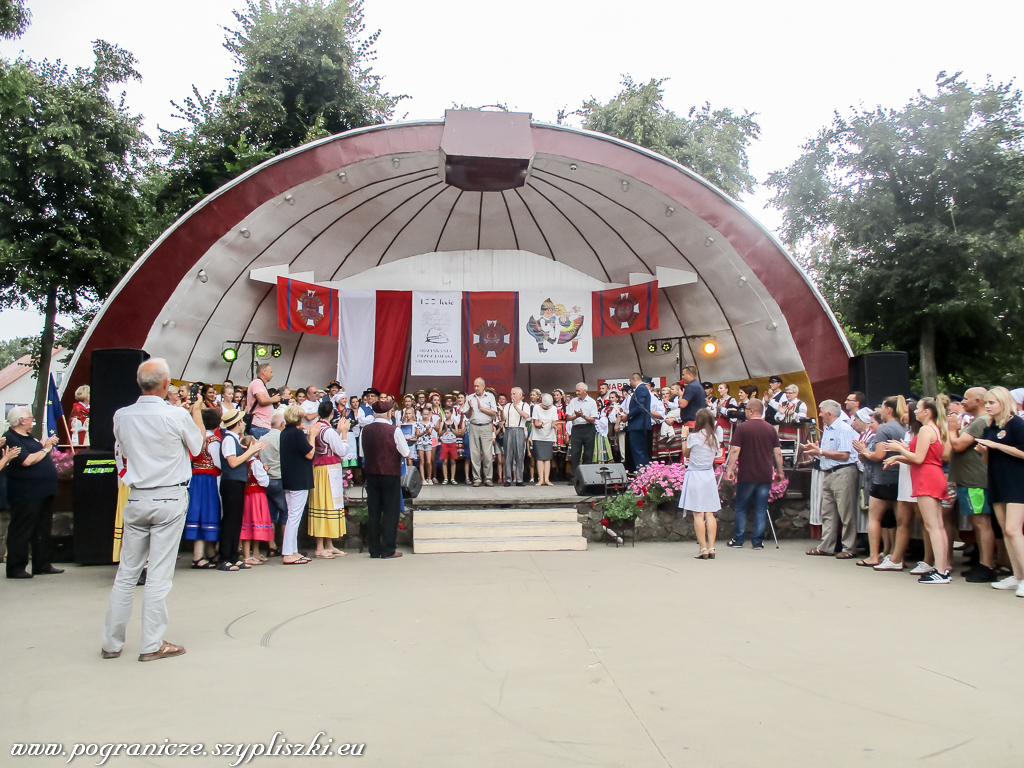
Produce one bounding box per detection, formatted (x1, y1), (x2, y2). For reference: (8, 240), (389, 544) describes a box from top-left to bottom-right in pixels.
(884, 397), (951, 584)
(69, 386), (90, 446)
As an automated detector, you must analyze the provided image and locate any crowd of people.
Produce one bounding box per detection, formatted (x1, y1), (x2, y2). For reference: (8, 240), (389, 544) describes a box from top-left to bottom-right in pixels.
(1, 355), (1023, 660)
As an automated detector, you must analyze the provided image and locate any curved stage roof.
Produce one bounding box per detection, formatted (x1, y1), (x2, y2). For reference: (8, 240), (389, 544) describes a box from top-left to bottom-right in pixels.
(64, 111), (850, 402)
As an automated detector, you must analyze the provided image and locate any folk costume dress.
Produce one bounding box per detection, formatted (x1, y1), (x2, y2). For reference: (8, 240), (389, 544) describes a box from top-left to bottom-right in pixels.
(340, 408), (358, 468)
(553, 405), (568, 455)
(185, 430), (221, 542)
(240, 457), (273, 542)
(593, 412), (614, 463)
(308, 420), (349, 538)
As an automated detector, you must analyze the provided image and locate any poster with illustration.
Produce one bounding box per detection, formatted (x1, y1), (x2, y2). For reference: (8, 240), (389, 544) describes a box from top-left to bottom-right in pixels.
(410, 292), (462, 376)
(519, 292), (593, 364)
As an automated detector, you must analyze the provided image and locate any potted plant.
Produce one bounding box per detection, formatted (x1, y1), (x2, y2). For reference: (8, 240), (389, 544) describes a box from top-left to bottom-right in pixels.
(601, 491), (642, 543)
(627, 461), (687, 509)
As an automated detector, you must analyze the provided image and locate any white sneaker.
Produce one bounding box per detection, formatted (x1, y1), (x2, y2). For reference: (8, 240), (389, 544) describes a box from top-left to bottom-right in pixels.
(910, 561), (935, 575)
(873, 556), (904, 571)
(993, 575), (1021, 590)
(1016, 582), (1024, 598)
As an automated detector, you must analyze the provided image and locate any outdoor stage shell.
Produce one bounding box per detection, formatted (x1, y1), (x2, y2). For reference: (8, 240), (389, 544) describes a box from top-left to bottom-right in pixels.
(62, 112), (851, 405)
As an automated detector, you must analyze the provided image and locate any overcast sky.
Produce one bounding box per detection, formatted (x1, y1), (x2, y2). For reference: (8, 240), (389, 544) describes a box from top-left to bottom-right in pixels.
(2, 0), (1021, 340)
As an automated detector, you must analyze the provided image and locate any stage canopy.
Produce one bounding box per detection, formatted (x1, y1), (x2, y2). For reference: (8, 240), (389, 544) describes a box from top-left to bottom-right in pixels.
(63, 110), (850, 403)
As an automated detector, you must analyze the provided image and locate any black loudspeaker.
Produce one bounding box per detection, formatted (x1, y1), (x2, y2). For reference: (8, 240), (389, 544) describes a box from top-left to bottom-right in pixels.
(72, 450), (120, 565)
(89, 348), (149, 451)
(401, 469), (423, 499)
(574, 463), (628, 496)
(848, 352), (911, 407)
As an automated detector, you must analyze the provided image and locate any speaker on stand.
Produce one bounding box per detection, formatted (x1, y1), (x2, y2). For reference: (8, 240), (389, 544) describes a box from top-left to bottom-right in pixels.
(848, 352), (912, 406)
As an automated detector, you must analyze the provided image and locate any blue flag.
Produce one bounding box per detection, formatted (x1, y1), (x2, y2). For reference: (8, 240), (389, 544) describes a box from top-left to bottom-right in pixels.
(45, 373), (64, 440)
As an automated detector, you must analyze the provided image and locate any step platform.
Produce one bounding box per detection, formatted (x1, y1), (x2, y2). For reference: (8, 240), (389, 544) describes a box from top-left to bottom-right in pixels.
(413, 507), (588, 554)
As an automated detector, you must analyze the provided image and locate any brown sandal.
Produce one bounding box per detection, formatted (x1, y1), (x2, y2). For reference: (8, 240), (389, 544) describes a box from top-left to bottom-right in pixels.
(805, 548), (831, 556)
(138, 641), (186, 662)
(835, 552), (857, 559)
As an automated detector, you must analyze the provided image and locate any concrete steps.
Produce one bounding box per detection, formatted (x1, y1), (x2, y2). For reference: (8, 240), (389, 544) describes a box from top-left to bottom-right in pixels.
(413, 507), (587, 554)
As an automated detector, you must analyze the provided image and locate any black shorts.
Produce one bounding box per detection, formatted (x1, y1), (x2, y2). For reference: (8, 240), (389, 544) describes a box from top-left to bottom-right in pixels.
(870, 483), (899, 502)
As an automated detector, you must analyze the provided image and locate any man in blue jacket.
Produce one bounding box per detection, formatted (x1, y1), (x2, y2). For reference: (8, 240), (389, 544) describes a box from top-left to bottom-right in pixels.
(626, 372), (652, 469)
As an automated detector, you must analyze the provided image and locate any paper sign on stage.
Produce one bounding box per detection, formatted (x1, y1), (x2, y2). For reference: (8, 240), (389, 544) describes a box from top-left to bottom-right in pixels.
(410, 292), (462, 377)
(519, 292), (593, 364)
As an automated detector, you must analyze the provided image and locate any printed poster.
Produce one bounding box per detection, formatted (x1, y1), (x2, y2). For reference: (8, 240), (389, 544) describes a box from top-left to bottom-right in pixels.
(519, 292), (593, 364)
(410, 291), (462, 377)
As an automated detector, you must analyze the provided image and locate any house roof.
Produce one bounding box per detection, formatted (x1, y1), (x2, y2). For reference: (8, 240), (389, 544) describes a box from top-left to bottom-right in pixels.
(0, 349), (65, 394)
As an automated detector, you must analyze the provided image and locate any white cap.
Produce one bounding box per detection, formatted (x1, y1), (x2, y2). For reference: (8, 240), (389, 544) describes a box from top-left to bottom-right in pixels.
(855, 407), (874, 422)
(1010, 388), (1024, 405)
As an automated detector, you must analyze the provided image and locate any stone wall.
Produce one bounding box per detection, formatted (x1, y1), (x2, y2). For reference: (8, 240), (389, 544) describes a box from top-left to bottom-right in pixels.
(576, 497), (811, 544)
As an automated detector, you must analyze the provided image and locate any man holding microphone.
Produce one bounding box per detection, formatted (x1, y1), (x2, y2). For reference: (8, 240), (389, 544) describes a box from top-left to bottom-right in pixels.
(101, 358), (206, 662)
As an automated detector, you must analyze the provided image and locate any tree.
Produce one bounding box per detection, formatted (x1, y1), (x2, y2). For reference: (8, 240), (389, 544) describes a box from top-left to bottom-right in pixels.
(0, 42), (148, 434)
(767, 73), (1024, 395)
(148, 0), (403, 238)
(574, 76), (761, 199)
(0, 0), (30, 39)
(0, 336), (31, 368)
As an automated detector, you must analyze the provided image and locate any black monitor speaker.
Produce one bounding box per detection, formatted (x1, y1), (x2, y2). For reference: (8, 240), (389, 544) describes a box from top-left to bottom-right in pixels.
(72, 450), (120, 565)
(848, 352), (911, 407)
(574, 463), (628, 496)
(89, 348), (149, 451)
(401, 468), (422, 499)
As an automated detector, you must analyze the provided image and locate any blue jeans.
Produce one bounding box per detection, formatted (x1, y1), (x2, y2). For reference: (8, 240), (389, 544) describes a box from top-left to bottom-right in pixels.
(733, 482), (770, 546)
(249, 425), (270, 440)
(265, 477), (287, 526)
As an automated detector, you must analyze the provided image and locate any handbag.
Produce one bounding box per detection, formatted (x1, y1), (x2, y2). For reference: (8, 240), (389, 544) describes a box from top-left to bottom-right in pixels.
(242, 393), (260, 435)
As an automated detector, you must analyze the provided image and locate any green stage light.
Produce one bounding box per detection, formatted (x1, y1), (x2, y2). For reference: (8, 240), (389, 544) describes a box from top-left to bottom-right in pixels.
(222, 347), (238, 363)
(256, 345), (268, 358)
(661, 341), (672, 352)
(647, 341), (656, 353)
(271, 346), (282, 358)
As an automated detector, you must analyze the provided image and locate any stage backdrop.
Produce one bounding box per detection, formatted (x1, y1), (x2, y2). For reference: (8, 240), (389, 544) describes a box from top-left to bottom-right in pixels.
(519, 291), (593, 364)
(410, 292), (462, 377)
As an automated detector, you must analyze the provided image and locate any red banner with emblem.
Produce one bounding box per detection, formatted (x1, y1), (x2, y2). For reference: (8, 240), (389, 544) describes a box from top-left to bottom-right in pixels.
(463, 292), (517, 392)
(277, 277), (339, 337)
(592, 281), (659, 336)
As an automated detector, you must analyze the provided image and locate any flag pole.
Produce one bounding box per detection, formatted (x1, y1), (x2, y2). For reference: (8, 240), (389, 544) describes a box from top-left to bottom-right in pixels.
(61, 414), (77, 454)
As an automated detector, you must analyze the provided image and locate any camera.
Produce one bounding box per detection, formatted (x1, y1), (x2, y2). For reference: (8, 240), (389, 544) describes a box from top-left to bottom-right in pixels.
(189, 382), (201, 402)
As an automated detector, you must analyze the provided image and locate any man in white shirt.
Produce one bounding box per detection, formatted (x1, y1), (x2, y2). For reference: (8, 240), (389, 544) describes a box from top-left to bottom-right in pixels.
(502, 387), (532, 487)
(803, 400), (860, 558)
(463, 377), (497, 486)
(103, 358), (205, 663)
(566, 382), (599, 481)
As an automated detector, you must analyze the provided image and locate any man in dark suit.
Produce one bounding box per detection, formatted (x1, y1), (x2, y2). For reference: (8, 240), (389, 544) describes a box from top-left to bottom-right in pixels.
(626, 372), (652, 469)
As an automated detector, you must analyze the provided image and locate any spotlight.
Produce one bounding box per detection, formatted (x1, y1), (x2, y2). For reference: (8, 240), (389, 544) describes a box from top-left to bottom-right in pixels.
(702, 341), (717, 356)
(661, 341), (672, 352)
(222, 347), (238, 363)
(255, 345), (268, 358)
(271, 346), (282, 358)
(647, 341), (657, 354)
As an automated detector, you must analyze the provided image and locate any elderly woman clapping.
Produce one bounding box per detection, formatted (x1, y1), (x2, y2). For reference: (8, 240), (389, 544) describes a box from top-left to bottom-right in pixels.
(3, 406), (60, 579)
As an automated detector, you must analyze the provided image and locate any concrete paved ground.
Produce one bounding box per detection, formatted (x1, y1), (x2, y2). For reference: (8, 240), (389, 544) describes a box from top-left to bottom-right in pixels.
(2, 541), (1023, 768)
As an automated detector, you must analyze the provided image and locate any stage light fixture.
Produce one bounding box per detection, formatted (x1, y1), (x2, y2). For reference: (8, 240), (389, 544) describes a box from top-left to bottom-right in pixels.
(271, 346), (282, 358)
(661, 341), (672, 352)
(255, 345), (268, 358)
(647, 341), (657, 354)
(222, 347), (238, 363)
(703, 341), (718, 356)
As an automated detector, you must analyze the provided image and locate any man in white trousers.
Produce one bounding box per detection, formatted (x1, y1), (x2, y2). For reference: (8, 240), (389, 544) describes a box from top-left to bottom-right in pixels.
(102, 358), (205, 662)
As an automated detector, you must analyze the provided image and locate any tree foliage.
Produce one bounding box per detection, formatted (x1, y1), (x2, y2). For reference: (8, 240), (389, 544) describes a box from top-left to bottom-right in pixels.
(768, 73), (1024, 394)
(0, 0), (30, 39)
(575, 76), (761, 199)
(148, 0), (404, 241)
(0, 41), (148, 430)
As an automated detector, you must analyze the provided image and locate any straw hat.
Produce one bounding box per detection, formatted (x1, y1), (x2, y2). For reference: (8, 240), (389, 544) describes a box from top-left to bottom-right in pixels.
(221, 409), (244, 430)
